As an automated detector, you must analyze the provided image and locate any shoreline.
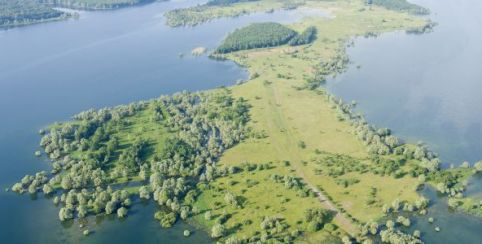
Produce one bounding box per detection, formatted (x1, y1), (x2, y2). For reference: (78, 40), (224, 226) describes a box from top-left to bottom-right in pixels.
(6, 0), (482, 243)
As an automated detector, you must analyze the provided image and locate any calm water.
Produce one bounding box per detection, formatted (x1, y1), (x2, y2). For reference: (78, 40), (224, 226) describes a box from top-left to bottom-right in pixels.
(329, 0), (482, 165)
(0, 1), (330, 243)
(328, 0), (482, 242)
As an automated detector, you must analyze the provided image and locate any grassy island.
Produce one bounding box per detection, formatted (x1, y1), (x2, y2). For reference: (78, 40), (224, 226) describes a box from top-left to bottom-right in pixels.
(11, 0), (479, 243)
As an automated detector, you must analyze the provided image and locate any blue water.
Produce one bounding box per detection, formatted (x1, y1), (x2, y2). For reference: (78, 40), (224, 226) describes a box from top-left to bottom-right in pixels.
(0, 1), (330, 243)
(328, 0), (482, 165)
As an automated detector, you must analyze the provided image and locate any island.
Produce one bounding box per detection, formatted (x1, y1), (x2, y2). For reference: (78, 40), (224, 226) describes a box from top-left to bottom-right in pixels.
(10, 0), (479, 243)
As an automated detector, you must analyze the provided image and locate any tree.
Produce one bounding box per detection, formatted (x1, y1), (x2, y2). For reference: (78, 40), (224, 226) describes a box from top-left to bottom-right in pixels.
(105, 201), (116, 215)
(58, 207), (73, 221)
(385, 135), (399, 148)
(211, 224), (226, 238)
(474, 161), (482, 172)
(289, 26), (317, 46)
(180, 208), (189, 220)
(224, 192), (238, 207)
(61, 176), (73, 190)
(11, 183), (24, 193)
(77, 205), (88, 218)
(28, 183), (37, 194)
(117, 207), (128, 218)
(139, 186), (150, 200)
(42, 184), (53, 195)
(204, 211), (212, 221)
(386, 220), (395, 229)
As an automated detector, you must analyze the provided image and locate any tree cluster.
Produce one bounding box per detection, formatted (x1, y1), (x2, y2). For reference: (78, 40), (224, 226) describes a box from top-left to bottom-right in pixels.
(216, 22), (298, 54)
(12, 89), (250, 230)
(289, 26), (317, 46)
(304, 208), (332, 232)
(0, 0), (69, 28)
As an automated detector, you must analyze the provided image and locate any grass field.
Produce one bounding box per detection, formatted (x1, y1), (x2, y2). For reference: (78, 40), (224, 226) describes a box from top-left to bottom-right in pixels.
(192, 0), (429, 240)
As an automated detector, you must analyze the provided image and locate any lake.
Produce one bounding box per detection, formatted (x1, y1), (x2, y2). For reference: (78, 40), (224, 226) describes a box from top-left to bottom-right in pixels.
(328, 0), (482, 165)
(328, 0), (482, 242)
(0, 1), (330, 243)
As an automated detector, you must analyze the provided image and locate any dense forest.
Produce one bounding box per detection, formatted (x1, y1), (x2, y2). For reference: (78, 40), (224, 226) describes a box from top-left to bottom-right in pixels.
(0, 0), (69, 28)
(289, 26), (317, 46)
(216, 22), (297, 53)
(38, 0), (156, 10)
(0, 0), (156, 28)
(369, 0), (430, 15)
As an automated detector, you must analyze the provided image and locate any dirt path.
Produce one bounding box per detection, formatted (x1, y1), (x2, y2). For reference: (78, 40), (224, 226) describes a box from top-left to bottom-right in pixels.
(267, 83), (359, 235)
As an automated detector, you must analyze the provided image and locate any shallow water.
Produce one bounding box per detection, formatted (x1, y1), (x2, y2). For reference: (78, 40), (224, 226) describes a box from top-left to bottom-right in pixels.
(0, 1), (329, 243)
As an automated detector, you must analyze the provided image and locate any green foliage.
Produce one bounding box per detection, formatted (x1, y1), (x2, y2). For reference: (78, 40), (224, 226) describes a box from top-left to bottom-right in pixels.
(211, 223), (226, 238)
(0, 0), (68, 28)
(304, 208), (332, 232)
(370, 0), (429, 15)
(118, 138), (148, 170)
(155, 211), (177, 228)
(289, 26), (317, 46)
(13, 89), (250, 227)
(206, 0), (258, 6)
(379, 228), (422, 244)
(216, 22), (297, 53)
(117, 207), (128, 218)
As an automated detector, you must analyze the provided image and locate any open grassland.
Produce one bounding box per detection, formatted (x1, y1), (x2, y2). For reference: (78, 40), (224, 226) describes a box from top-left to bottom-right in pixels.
(200, 0), (430, 240)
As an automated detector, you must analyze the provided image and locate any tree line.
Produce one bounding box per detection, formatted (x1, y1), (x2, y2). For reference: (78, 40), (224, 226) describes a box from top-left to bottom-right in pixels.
(0, 0), (69, 28)
(216, 23), (317, 54)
